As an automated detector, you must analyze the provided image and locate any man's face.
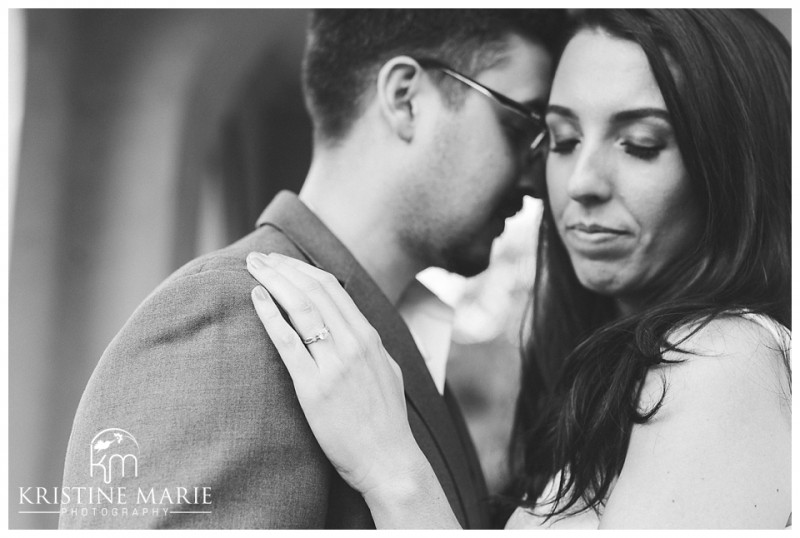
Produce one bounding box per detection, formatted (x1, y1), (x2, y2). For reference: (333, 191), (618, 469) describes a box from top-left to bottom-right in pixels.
(400, 34), (552, 277)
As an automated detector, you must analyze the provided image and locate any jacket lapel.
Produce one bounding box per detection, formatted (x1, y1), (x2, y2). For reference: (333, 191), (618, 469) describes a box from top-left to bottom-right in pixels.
(341, 273), (479, 525)
(255, 191), (482, 524)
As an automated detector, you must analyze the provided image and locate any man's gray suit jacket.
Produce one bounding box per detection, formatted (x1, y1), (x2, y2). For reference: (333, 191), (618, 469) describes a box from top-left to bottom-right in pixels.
(59, 191), (490, 529)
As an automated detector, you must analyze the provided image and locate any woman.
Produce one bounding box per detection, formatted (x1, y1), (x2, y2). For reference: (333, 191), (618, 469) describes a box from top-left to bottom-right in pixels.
(246, 9), (791, 528)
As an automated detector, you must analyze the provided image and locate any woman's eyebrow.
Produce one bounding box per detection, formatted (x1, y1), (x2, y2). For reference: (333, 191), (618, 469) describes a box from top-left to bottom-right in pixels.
(611, 107), (671, 124)
(545, 105), (671, 125)
(545, 104), (576, 119)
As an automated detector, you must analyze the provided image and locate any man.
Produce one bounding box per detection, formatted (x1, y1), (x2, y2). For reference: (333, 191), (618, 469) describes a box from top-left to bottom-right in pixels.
(60, 9), (563, 529)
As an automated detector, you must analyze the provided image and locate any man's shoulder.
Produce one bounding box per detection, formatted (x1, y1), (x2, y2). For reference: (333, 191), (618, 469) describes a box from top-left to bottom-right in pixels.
(162, 225), (300, 292)
(113, 225), (303, 345)
(64, 227), (346, 529)
(90, 224), (306, 394)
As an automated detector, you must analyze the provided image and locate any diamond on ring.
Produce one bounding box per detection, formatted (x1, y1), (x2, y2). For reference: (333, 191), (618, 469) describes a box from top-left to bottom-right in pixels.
(302, 326), (330, 345)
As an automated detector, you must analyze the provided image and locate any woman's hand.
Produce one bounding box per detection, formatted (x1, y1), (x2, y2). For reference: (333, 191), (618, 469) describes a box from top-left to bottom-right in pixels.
(245, 251), (427, 498)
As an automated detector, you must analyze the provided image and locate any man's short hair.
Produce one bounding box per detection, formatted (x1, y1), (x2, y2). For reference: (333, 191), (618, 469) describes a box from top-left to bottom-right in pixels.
(302, 9), (567, 143)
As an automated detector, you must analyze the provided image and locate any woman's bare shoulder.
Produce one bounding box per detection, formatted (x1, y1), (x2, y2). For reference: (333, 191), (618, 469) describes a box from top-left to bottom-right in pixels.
(641, 314), (790, 418)
(605, 314), (791, 528)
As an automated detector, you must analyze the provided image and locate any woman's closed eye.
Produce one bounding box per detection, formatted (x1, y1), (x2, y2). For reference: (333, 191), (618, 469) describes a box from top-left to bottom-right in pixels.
(618, 124), (671, 161)
(545, 118), (581, 155)
(621, 140), (666, 161)
(550, 138), (580, 154)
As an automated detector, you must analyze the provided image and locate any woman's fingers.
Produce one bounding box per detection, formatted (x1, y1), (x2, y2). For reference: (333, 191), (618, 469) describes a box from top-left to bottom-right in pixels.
(247, 252), (418, 497)
(248, 252), (362, 364)
(246, 253), (336, 361)
(247, 251), (391, 385)
(264, 253), (375, 335)
(250, 285), (317, 381)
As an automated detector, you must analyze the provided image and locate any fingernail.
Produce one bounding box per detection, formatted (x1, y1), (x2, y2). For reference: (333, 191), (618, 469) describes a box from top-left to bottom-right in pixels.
(247, 252), (269, 269)
(252, 286), (269, 301)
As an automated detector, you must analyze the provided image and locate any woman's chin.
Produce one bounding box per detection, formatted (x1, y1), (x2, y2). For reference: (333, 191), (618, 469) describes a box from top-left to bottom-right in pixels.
(574, 268), (627, 298)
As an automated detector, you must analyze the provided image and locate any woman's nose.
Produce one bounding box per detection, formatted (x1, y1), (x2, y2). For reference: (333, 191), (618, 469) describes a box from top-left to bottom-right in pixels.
(566, 145), (613, 205)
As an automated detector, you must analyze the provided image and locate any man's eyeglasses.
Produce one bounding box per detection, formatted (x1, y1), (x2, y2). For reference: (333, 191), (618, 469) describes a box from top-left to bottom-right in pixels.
(415, 58), (548, 153)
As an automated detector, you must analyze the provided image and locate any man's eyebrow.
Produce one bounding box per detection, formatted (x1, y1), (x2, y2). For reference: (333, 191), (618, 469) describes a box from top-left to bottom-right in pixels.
(611, 108), (671, 124)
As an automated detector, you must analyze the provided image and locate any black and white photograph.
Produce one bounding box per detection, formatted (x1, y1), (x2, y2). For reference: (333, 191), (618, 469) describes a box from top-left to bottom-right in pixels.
(6, 8), (792, 530)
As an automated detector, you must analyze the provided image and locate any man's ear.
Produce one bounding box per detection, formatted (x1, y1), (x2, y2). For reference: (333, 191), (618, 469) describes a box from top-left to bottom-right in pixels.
(376, 56), (424, 142)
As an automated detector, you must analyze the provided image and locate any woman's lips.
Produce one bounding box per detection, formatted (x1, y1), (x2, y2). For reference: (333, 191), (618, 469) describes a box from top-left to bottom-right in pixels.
(564, 222), (632, 256)
(569, 222), (628, 234)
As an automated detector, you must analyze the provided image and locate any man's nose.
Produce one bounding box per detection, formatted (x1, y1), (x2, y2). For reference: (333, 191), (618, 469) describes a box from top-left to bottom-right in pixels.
(566, 144), (613, 205)
(517, 148), (546, 198)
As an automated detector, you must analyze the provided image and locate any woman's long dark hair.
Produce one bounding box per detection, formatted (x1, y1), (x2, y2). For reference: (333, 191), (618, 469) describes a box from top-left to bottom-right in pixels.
(508, 9), (791, 520)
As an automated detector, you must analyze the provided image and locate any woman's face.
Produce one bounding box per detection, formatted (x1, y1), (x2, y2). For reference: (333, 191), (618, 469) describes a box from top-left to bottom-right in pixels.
(545, 29), (701, 314)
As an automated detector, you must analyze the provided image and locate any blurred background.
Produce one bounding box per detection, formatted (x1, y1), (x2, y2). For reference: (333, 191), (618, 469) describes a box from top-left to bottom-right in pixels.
(7, 9), (790, 529)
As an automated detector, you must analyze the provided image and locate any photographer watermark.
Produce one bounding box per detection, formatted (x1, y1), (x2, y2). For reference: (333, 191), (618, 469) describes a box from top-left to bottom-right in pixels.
(18, 428), (212, 519)
(90, 428), (139, 484)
